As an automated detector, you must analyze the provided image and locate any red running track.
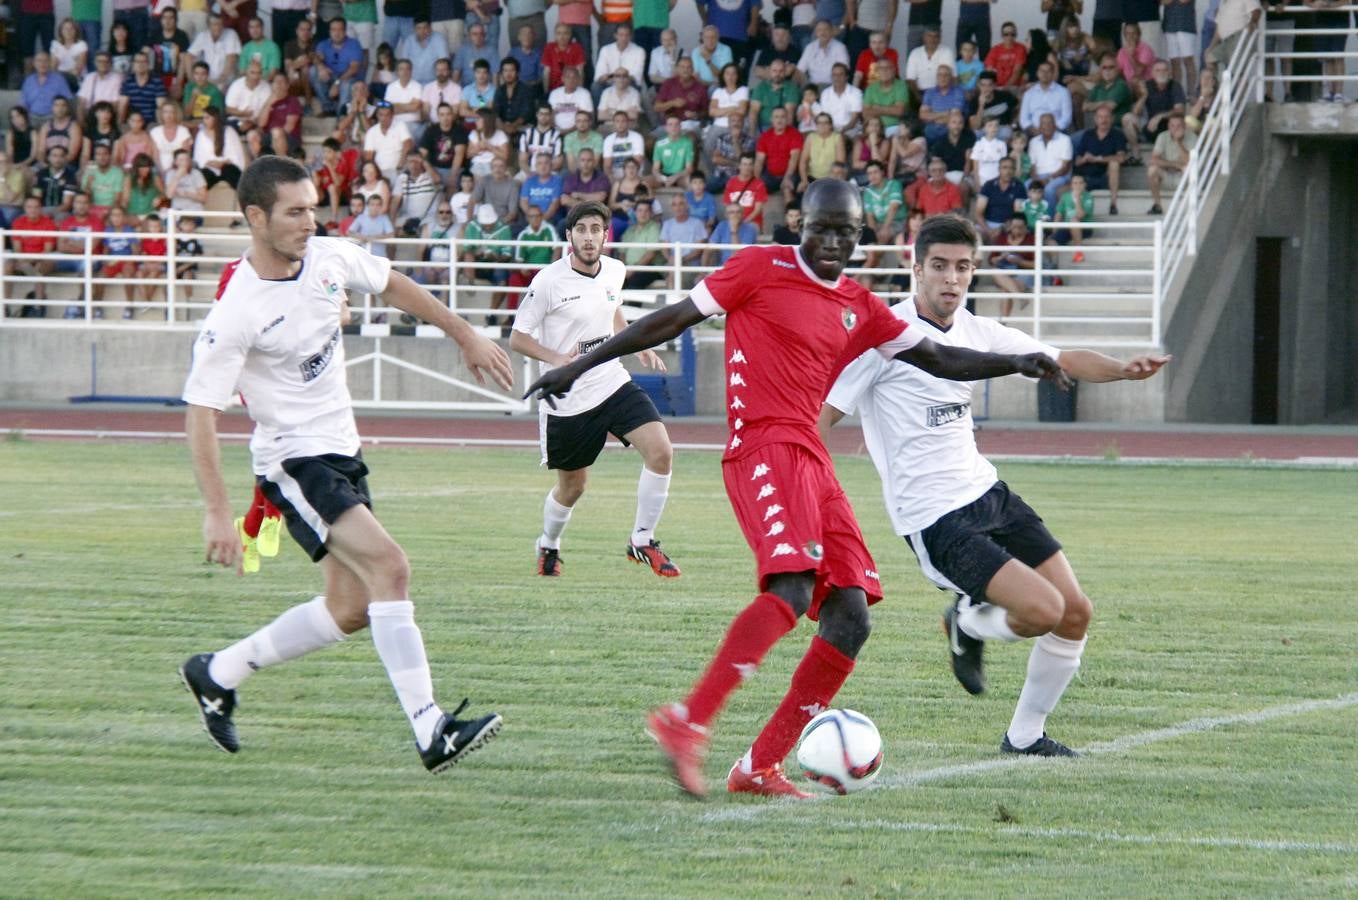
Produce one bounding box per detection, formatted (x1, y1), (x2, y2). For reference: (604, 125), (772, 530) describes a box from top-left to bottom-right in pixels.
(2, 407), (1355, 461)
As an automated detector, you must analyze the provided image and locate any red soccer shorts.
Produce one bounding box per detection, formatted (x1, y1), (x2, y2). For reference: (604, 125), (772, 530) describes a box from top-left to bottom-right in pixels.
(722, 442), (883, 620)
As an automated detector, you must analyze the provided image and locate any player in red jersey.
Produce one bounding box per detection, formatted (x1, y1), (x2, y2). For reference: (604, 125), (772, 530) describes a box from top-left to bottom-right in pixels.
(527, 178), (1069, 798)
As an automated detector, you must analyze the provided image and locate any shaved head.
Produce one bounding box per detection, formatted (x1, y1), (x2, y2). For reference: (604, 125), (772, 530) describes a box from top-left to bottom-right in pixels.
(799, 179), (864, 282)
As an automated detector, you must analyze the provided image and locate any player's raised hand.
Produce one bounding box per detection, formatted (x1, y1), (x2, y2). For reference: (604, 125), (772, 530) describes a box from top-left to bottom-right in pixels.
(637, 349), (667, 372)
(203, 508), (244, 575)
(523, 363), (582, 410)
(1121, 354), (1172, 380)
(1015, 352), (1074, 390)
(462, 333), (515, 390)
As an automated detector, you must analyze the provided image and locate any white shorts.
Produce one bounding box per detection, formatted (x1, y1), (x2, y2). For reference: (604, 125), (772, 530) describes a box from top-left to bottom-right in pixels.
(1164, 30), (1197, 60)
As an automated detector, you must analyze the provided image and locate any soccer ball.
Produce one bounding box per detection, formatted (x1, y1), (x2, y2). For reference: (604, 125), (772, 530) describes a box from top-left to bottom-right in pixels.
(795, 708), (884, 795)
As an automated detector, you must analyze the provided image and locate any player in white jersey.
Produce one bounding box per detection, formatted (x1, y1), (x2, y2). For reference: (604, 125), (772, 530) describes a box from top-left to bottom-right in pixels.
(509, 201), (680, 578)
(178, 156), (516, 774)
(822, 215), (1169, 757)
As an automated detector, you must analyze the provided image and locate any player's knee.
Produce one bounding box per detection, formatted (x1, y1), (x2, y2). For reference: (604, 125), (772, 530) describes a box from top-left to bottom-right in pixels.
(644, 440), (673, 474)
(819, 590), (871, 658)
(1030, 582), (1066, 633)
(1060, 589), (1092, 635)
(373, 546), (411, 596)
(766, 571), (814, 618)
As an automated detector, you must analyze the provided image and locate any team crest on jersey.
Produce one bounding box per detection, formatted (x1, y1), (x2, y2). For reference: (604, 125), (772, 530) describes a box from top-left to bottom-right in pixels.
(803, 541), (824, 561)
(841, 308), (857, 331)
(605, 288), (619, 305)
(321, 277), (342, 297)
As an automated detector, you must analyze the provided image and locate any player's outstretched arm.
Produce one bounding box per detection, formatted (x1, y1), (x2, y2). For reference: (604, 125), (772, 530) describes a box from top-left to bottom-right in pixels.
(524, 298), (707, 406)
(1058, 349), (1172, 383)
(381, 269), (515, 390)
(896, 337), (1074, 389)
(186, 404), (244, 574)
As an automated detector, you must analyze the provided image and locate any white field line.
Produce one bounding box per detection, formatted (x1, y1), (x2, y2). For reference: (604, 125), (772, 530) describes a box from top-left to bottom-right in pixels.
(700, 692), (1358, 832)
(4, 427), (1357, 467)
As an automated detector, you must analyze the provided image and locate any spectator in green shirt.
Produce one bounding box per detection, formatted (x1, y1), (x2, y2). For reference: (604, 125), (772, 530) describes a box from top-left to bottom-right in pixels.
(240, 17), (281, 79)
(649, 114), (695, 189)
(750, 58), (800, 131)
(507, 203), (561, 305)
(1054, 173), (1093, 260)
(1083, 55), (1135, 125)
(184, 62), (225, 123)
(862, 58), (912, 135)
(563, 110), (604, 173)
(861, 159), (904, 241)
(620, 199), (664, 289)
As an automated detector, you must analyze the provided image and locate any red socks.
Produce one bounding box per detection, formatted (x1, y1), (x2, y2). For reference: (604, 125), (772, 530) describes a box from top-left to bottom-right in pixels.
(242, 485), (281, 538)
(684, 592), (798, 727)
(749, 636), (855, 771)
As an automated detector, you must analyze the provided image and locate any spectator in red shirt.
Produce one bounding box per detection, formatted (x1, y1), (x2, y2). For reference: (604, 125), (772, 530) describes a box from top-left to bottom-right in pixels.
(755, 106), (804, 204)
(337, 193), (365, 236)
(654, 57), (709, 137)
(134, 213), (169, 316)
(990, 212), (1038, 317)
(542, 23), (587, 92)
(5, 196), (58, 317)
(56, 191), (104, 318)
(723, 153), (768, 230)
(905, 156), (965, 215)
(314, 138), (359, 223)
(853, 31), (899, 89)
(984, 21), (1029, 91)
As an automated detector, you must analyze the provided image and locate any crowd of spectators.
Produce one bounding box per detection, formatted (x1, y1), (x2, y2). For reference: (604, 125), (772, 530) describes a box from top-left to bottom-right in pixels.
(3, 0), (1321, 318)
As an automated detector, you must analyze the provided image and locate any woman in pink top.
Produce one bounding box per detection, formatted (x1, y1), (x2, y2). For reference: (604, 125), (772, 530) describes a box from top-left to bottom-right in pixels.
(1117, 22), (1156, 86)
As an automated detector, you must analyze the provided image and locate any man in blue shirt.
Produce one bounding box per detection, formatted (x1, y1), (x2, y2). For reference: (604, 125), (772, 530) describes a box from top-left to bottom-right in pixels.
(313, 17), (366, 116)
(1018, 61), (1073, 135)
(519, 150), (565, 225)
(118, 52), (167, 124)
(22, 53), (75, 119)
(698, 0), (762, 75)
(398, 19), (451, 84)
(705, 203), (758, 266)
(974, 156), (1028, 238)
(659, 194), (709, 275)
(919, 64), (968, 142)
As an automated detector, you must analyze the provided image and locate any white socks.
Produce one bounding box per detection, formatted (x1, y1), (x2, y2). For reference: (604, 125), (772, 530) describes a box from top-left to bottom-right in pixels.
(209, 595), (346, 690)
(957, 601), (1022, 643)
(539, 490), (573, 550)
(1007, 632), (1086, 749)
(631, 467), (671, 546)
(368, 600), (443, 750)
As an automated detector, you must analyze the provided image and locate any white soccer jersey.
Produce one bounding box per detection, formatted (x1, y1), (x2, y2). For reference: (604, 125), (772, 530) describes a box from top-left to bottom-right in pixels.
(512, 253), (630, 417)
(826, 299), (1060, 536)
(182, 237), (392, 475)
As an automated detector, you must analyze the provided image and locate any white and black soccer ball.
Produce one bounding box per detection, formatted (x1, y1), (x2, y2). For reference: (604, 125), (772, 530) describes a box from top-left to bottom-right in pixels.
(795, 708), (884, 795)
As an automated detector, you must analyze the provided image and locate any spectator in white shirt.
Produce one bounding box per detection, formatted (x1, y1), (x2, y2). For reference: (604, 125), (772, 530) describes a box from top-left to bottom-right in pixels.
(904, 26), (956, 95)
(592, 24), (647, 103)
(647, 28), (681, 89)
(225, 60), (271, 135)
(549, 66), (594, 132)
(601, 111), (646, 179)
(364, 101), (416, 184)
(186, 14), (242, 90)
(385, 59), (426, 140)
(422, 58), (464, 121)
(796, 20), (850, 88)
(597, 70), (644, 127)
(1029, 113), (1074, 207)
(817, 63), (864, 138)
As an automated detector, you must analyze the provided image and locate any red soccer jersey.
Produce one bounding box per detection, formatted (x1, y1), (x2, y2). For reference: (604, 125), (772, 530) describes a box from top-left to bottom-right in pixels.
(756, 126), (804, 178)
(691, 244), (913, 462)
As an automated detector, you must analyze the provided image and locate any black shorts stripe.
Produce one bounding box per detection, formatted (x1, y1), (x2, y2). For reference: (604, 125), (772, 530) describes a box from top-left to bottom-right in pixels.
(257, 453), (372, 562)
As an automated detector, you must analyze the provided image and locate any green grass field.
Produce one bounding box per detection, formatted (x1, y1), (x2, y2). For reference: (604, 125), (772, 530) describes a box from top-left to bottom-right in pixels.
(2, 439), (1355, 897)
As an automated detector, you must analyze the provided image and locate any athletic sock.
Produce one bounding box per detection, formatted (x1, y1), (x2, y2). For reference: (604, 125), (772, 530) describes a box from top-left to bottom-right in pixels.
(242, 485), (269, 538)
(683, 592), (799, 727)
(539, 490), (573, 550)
(747, 636), (855, 771)
(957, 601), (1022, 642)
(209, 595), (346, 690)
(630, 467), (671, 546)
(1006, 632), (1087, 749)
(368, 600), (443, 750)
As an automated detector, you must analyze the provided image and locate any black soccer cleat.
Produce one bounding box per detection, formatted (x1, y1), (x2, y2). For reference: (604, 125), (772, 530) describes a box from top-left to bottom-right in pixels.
(942, 597), (987, 695)
(1001, 733), (1078, 757)
(179, 653), (239, 753)
(419, 699), (503, 774)
(537, 545), (563, 576)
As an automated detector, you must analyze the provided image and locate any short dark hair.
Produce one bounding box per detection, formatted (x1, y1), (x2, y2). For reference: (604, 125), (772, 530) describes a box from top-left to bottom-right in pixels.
(566, 200), (611, 231)
(978, 69), (997, 82)
(323, 137), (342, 151)
(238, 155), (312, 217)
(913, 214), (978, 262)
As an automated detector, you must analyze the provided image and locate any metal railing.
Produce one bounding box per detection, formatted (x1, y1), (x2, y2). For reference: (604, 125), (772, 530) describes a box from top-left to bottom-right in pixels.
(2, 210), (1159, 346)
(1262, 5), (1358, 92)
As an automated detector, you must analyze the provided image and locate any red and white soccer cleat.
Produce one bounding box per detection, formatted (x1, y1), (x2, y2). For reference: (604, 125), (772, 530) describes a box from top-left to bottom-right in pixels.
(646, 705), (709, 797)
(726, 758), (813, 799)
(627, 540), (681, 577)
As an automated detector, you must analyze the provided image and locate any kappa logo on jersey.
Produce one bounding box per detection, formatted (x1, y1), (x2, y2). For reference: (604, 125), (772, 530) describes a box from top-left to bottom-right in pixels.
(926, 402), (970, 427)
(730, 372), (747, 387)
(729, 435), (742, 449)
(772, 258), (796, 269)
(730, 396), (745, 410)
(864, 568), (880, 580)
(803, 541), (824, 561)
(756, 483), (776, 500)
(771, 543), (796, 557)
(729, 349), (747, 364)
(299, 327), (342, 382)
(751, 463), (770, 480)
(763, 504), (783, 521)
(842, 307), (857, 331)
(262, 315), (286, 334)
(765, 521), (785, 537)
(733, 418), (744, 430)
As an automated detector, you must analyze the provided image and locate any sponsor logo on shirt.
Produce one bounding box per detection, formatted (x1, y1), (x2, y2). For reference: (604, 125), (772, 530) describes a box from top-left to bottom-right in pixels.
(577, 335), (608, 356)
(772, 258), (796, 269)
(197, 329), (216, 346)
(262, 315), (286, 334)
(926, 401), (970, 427)
(299, 327), (342, 383)
(560, 294), (581, 303)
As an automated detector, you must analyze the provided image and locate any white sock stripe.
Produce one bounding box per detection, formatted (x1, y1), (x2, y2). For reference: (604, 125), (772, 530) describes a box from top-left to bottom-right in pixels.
(1035, 632), (1087, 659)
(265, 465), (328, 546)
(367, 599), (415, 618)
